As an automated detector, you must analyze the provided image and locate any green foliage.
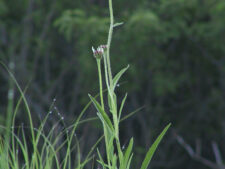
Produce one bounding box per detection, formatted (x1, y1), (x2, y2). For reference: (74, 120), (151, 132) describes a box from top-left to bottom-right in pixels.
(89, 95), (114, 132)
(1, 0), (225, 168)
(55, 9), (109, 42)
(0, 77), (102, 169)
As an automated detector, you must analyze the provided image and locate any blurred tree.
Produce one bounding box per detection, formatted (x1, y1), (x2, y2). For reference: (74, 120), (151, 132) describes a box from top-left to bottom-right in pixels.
(1, 0), (225, 168)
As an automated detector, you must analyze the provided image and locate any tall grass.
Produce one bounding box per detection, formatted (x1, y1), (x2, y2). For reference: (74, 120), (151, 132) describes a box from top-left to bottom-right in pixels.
(0, 63), (97, 169)
(0, 0), (170, 168)
(0, 69), (100, 169)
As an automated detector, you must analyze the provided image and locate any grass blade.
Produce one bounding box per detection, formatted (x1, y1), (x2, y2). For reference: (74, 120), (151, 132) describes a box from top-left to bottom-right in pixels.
(140, 123), (171, 169)
(118, 93), (127, 121)
(112, 65), (129, 91)
(121, 138), (133, 169)
(113, 22), (124, 28)
(89, 94), (114, 131)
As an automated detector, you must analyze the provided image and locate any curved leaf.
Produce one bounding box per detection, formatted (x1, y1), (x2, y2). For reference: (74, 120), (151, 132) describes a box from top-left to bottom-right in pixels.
(140, 123), (171, 169)
(112, 65), (129, 91)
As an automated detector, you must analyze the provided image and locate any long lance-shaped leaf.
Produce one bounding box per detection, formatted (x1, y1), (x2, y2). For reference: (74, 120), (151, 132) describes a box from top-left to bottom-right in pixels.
(121, 138), (133, 169)
(120, 106), (144, 122)
(118, 93), (128, 121)
(127, 153), (133, 169)
(89, 94), (114, 132)
(140, 123), (171, 169)
(112, 65), (129, 91)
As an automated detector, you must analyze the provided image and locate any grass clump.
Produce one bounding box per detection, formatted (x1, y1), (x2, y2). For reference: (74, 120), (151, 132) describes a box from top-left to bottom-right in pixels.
(0, 0), (170, 168)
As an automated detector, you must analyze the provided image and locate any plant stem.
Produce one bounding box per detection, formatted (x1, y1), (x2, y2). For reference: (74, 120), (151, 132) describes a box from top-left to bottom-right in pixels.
(97, 60), (104, 111)
(5, 62), (14, 146)
(107, 0), (114, 88)
(107, 0), (119, 139)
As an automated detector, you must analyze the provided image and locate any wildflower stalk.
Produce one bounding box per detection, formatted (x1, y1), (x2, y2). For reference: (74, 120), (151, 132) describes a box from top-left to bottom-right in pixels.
(106, 0), (114, 87)
(96, 59), (104, 111)
(107, 0), (123, 162)
(90, 0), (171, 168)
(103, 51), (110, 92)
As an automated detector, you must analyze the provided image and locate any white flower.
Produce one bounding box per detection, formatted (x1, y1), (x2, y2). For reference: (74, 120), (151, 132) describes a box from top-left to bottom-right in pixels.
(92, 45), (107, 59)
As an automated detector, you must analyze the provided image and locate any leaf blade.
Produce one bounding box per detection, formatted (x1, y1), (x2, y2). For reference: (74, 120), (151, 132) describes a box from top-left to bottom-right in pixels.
(89, 94), (114, 131)
(112, 65), (129, 91)
(140, 123), (171, 169)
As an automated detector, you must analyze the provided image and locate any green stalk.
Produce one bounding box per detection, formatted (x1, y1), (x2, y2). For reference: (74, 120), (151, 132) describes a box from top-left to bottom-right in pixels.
(106, 0), (114, 88)
(103, 52), (111, 95)
(5, 63), (14, 146)
(97, 59), (104, 111)
(107, 0), (120, 141)
(107, 0), (124, 167)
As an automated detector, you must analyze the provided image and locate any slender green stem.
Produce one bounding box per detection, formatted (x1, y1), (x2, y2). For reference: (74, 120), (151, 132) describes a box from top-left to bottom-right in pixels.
(5, 68), (14, 146)
(106, 0), (114, 88)
(103, 52), (110, 93)
(108, 1), (123, 167)
(97, 60), (104, 111)
(107, 0), (119, 138)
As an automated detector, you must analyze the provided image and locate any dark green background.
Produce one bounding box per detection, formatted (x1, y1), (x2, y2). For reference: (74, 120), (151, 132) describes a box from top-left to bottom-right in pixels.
(1, 0), (225, 168)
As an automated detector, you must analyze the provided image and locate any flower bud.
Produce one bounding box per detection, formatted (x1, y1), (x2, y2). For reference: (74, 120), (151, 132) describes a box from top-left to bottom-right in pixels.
(92, 45), (107, 59)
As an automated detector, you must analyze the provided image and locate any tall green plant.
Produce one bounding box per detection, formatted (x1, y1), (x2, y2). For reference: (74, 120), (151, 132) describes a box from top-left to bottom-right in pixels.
(89, 0), (171, 168)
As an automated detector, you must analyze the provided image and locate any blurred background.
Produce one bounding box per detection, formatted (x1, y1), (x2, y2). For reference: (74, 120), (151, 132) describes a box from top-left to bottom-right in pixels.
(0, 0), (225, 168)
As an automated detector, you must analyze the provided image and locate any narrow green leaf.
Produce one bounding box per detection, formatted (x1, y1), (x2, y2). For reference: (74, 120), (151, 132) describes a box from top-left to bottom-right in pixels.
(124, 138), (133, 163)
(89, 94), (114, 131)
(113, 22), (124, 28)
(118, 93), (128, 121)
(112, 154), (117, 169)
(97, 112), (113, 135)
(120, 106), (144, 122)
(85, 135), (104, 162)
(97, 149), (107, 169)
(121, 138), (133, 169)
(78, 156), (93, 169)
(113, 93), (117, 112)
(118, 144), (124, 167)
(108, 133), (115, 160)
(107, 92), (117, 114)
(112, 65), (129, 91)
(107, 92), (112, 112)
(140, 123), (171, 169)
(126, 153), (133, 169)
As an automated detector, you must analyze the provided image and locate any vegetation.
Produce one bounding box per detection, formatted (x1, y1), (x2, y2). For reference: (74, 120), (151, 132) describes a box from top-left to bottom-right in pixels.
(1, 0), (225, 169)
(0, 0), (171, 168)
